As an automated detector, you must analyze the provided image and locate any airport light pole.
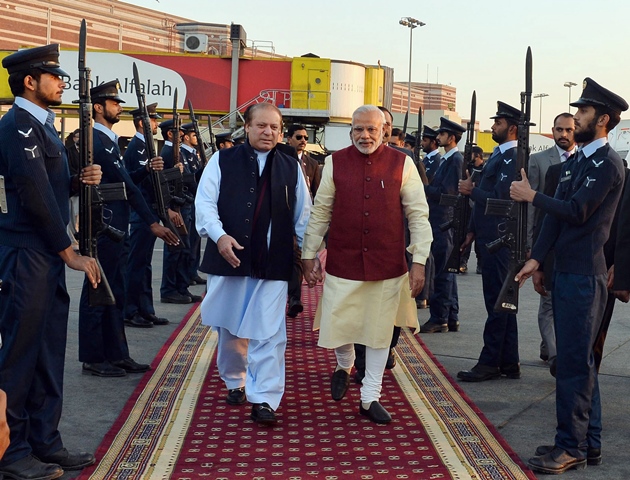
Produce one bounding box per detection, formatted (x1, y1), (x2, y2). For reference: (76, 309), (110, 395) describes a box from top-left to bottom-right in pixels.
(564, 81), (577, 109)
(534, 93), (549, 133)
(399, 17), (425, 127)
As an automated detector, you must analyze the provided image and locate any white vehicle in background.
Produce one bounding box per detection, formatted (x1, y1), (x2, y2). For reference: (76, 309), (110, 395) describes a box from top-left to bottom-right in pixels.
(609, 119), (630, 160)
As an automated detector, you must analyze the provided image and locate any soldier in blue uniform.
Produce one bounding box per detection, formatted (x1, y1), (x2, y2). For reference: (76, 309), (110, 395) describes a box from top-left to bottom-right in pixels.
(0, 44), (101, 480)
(420, 117), (464, 333)
(457, 102), (520, 382)
(159, 121), (201, 304)
(79, 80), (180, 378)
(511, 79), (627, 474)
(123, 103), (170, 328)
(421, 126), (441, 183)
(180, 122), (205, 286)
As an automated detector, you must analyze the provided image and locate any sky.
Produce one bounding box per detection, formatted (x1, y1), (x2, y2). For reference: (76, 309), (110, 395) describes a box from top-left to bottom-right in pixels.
(124, 0), (630, 132)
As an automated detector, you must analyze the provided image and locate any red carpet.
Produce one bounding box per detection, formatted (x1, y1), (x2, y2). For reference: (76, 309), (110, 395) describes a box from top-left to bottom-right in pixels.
(79, 282), (535, 480)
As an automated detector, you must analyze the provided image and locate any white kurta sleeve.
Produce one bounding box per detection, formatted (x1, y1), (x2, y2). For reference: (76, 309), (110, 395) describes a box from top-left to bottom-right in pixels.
(302, 155), (335, 259)
(195, 151), (226, 244)
(401, 156), (432, 264)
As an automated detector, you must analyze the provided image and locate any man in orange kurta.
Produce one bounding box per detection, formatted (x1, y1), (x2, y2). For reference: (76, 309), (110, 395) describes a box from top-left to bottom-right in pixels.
(302, 105), (432, 424)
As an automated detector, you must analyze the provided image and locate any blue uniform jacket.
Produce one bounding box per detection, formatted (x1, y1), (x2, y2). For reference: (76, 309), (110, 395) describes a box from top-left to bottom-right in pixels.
(424, 151), (463, 230)
(93, 128), (157, 230)
(0, 105), (71, 252)
(469, 146), (517, 243)
(423, 152), (441, 183)
(532, 143), (624, 276)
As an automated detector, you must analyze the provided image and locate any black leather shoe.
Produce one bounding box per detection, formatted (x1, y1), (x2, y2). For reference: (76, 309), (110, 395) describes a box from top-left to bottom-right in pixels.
(226, 387), (246, 405)
(416, 299), (428, 309)
(549, 357), (557, 378)
(0, 455), (64, 480)
(287, 298), (304, 318)
(528, 447), (586, 474)
(354, 369), (365, 384)
(448, 321), (460, 332)
(250, 402), (276, 425)
(111, 358), (151, 373)
(161, 293), (192, 304)
(181, 290), (202, 303)
(82, 361), (126, 377)
(140, 312), (169, 326)
(37, 448), (95, 471)
(385, 350), (396, 369)
(359, 401), (392, 424)
(419, 321), (447, 333)
(331, 369), (350, 401)
(459, 262), (468, 273)
(535, 445), (602, 466)
(124, 313), (153, 328)
(500, 363), (521, 379)
(192, 275), (206, 285)
(457, 364), (501, 382)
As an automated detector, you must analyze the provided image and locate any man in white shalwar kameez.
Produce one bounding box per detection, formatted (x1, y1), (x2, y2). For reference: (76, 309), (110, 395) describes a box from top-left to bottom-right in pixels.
(196, 103), (311, 425)
(302, 105), (432, 424)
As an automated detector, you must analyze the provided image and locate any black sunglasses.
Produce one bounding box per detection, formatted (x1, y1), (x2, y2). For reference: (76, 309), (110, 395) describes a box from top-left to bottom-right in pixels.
(294, 135), (308, 140)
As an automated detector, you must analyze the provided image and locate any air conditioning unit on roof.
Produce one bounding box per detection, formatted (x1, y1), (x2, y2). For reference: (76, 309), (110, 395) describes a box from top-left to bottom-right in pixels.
(184, 33), (208, 53)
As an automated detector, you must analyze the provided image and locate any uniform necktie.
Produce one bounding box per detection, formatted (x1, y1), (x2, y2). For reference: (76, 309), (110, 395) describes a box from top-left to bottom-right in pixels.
(45, 111), (57, 136)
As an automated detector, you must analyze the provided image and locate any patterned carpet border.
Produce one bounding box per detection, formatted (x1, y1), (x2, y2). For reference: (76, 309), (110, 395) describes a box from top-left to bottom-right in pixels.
(78, 304), (215, 480)
(395, 329), (536, 479)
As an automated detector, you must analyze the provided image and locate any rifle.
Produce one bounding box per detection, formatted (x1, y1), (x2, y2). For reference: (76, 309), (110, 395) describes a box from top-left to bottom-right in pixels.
(187, 99), (209, 167)
(131, 62), (183, 248)
(413, 107), (422, 167)
(168, 88), (189, 235)
(402, 110), (409, 136)
(484, 47), (533, 313)
(439, 91), (479, 274)
(76, 19), (127, 306)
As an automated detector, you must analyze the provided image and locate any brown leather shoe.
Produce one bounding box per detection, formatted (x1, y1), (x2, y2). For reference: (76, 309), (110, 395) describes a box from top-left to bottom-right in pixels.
(528, 447), (586, 474)
(535, 444), (602, 466)
(419, 321), (447, 333)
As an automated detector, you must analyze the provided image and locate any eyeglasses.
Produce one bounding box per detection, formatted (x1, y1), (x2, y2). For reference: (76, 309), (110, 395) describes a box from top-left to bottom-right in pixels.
(294, 135), (308, 140)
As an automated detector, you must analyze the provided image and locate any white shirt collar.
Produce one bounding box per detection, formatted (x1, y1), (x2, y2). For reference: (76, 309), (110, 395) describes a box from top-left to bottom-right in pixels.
(14, 97), (51, 126)
(134, 131), (145, 142)
(426, 148), (439, 158)
(499, 140), (518, 153)
(442, 146), (459, 160)
(579, 137), (607, 159)
(181, 143), (195, 154)
(94, 122), (118, 144)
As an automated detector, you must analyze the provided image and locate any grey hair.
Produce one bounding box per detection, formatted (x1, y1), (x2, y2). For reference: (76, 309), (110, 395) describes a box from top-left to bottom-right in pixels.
(352, 105), (385, 125)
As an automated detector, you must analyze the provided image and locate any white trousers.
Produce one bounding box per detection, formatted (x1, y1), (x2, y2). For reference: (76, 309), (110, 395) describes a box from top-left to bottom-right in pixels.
(335, 343), (389, 403)
(216, 325), (287, 410)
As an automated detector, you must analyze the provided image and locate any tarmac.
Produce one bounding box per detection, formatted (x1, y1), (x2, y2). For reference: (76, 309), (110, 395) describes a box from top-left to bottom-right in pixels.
(55, 241), (630, 479)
